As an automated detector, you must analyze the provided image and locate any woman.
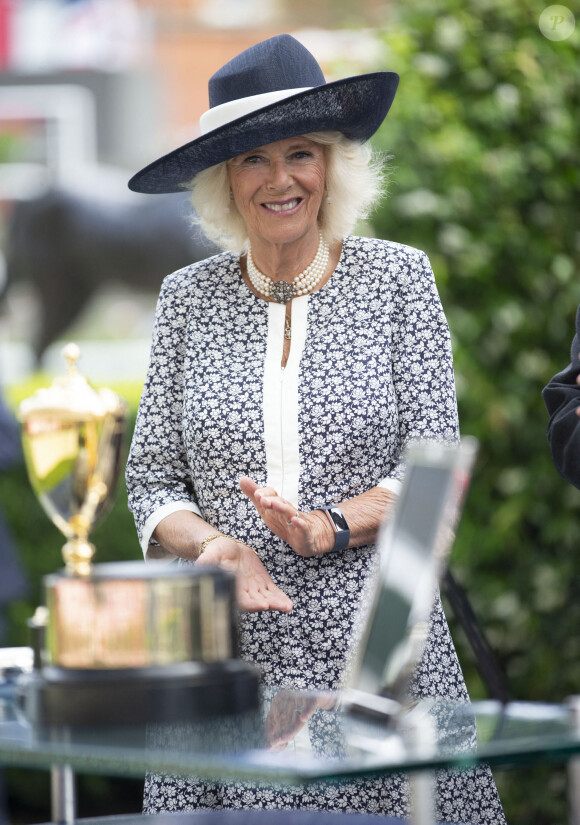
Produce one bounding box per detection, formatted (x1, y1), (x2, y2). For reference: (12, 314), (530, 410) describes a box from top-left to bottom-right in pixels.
(126, 34), (505, 822)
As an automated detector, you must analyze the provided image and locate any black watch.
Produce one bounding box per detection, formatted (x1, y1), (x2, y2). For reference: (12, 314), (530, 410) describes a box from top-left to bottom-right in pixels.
(320, 505), (350, 552)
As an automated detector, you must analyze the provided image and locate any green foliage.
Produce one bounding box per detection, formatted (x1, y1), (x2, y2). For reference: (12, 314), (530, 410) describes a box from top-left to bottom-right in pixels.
(370, 0), (580, 820)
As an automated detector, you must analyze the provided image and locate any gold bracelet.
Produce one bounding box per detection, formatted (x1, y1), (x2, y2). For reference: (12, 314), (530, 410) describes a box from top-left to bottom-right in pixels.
(198, 533), (223, 555)
(198, 533), (259, 557)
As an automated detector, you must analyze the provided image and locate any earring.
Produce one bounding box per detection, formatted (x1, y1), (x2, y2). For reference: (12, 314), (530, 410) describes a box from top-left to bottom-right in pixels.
(326, 194), (332, 204)
(229, 189), (234, 201)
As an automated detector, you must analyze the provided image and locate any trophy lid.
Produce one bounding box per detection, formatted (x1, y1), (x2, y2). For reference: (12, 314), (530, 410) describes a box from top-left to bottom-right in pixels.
(19, 343), (124, 423)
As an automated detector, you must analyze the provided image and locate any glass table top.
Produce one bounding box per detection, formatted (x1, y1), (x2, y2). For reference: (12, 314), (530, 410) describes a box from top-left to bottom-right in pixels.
(1, 673), (580, 786)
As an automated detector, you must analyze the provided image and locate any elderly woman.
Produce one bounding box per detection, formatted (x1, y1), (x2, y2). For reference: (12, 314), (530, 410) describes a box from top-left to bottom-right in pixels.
(126, 34), (505, 823)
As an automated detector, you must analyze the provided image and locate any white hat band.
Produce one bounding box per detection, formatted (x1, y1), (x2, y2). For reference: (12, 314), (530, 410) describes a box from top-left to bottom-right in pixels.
(200, 87), (312, 135)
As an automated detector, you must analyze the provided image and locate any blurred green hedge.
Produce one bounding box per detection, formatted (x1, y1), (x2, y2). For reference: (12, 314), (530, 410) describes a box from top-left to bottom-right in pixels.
(367, 0), (580, 821)
(368, 0), (580, 705)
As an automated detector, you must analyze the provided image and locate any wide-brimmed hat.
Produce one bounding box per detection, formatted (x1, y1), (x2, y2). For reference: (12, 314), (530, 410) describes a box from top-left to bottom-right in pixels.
(128, 34), (399, 195)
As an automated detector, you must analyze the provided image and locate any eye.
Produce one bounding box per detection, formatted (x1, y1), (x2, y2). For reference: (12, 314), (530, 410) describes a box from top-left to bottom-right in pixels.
(241, 154), (263, 165)
(230, 153), (263, 168)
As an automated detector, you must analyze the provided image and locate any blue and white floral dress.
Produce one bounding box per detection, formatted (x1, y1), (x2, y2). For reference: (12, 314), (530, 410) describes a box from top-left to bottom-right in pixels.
(126, 236), (505, 823)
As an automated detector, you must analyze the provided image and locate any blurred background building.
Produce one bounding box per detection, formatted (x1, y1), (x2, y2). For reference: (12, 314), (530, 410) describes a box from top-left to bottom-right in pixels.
(0, 0), (388, 383)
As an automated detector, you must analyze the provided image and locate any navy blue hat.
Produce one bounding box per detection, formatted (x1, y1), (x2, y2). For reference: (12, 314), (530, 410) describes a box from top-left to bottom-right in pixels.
(129, 34), (399, 195)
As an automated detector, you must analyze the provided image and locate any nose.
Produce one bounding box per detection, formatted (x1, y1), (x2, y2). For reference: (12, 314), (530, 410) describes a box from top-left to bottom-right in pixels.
(266, 158), (292, 190)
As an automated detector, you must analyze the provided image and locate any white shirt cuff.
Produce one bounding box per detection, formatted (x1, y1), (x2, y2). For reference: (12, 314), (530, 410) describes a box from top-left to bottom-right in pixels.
(376, 476), (403, 496)
(141, 500), (203, 561)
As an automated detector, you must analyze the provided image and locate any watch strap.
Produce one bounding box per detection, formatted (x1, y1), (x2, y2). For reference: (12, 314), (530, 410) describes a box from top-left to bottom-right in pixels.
(320, 505), (350, 552)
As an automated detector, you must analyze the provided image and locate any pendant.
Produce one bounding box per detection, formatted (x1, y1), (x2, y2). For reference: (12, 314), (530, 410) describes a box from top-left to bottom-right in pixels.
(271, 281), (294, 304)
(284, 318), (292, 340)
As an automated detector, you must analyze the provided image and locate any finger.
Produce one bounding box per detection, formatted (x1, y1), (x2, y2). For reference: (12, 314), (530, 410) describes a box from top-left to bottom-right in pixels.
(240, 479), (279, 508)
(236, 580), (271, 612)
(239, 476), (259, 499)
(241, 596), (293, 613)
(254, 488), (280, 508)
(238, 582), (293, 614)
(240, 477), (279, 508)
(265, 591), (294, 613)
(265, 497), (300, 521)
(286, 511), (307, 528)
(261, 582), (293, 612)
(238, 593), (270, 612)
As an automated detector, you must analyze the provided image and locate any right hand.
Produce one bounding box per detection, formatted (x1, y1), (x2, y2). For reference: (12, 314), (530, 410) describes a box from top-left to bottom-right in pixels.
(195, 536), (293, 614)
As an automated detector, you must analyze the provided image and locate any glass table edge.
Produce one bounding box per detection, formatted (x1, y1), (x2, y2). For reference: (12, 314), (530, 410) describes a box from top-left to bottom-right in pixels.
(0, 697), (579, 784)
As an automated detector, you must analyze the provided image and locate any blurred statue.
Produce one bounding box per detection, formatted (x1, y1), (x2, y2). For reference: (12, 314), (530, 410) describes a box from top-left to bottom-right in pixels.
(2, 187), (217, 363)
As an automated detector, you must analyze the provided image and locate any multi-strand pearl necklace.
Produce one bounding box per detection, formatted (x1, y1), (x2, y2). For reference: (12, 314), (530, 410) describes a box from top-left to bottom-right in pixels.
(246, 232), (329, 304)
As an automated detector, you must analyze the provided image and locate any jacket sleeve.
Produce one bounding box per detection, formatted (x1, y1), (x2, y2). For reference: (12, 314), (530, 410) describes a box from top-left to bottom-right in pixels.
(125, 271), (202, 560)
(377, 248), (460, 490)
(542, 303), (580, 488)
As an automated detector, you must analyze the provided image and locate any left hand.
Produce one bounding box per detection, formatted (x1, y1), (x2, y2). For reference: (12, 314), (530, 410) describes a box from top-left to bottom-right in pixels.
(239, 476), (332, 557)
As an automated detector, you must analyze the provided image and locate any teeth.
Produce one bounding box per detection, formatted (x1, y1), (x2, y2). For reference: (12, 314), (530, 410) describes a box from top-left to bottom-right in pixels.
(264, 199), (299, 212)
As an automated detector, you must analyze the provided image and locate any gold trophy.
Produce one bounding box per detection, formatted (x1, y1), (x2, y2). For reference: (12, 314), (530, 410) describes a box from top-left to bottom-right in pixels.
(19, 342), (126, 577)
(17, 344), (259, 726)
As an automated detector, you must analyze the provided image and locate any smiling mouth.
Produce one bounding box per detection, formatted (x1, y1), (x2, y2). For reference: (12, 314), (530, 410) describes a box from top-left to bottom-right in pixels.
(263, 198), (301, 212)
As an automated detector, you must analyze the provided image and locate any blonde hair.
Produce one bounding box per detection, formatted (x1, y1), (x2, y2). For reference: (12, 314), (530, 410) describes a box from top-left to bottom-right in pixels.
(188, 132), (387, 254)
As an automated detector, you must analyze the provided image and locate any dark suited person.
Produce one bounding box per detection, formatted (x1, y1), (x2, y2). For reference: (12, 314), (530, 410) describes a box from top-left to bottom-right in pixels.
(543, 303), (580, 488)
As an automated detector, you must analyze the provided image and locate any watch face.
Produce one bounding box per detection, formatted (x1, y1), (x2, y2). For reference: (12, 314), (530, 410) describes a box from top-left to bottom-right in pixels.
(322, 506), (350, 552)
(328, 507), (349, 533)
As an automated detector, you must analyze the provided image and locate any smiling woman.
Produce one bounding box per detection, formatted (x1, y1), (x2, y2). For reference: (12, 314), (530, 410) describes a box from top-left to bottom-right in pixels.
(190, 130), (384, 253)
(228, 137), (327, 273)
(227, 137), (331, 331)
(125, 33), (506, 823)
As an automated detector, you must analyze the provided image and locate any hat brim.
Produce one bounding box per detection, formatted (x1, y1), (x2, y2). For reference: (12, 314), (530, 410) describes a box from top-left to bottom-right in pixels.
(128, 72), (399, 194)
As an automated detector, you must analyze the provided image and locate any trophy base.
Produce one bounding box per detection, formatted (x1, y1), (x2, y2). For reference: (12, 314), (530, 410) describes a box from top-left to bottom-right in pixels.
(17, 659), (260, 727)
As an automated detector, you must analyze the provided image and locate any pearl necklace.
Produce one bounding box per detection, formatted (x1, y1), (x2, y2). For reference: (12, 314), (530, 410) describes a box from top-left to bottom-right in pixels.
(246, 233), (329, 304)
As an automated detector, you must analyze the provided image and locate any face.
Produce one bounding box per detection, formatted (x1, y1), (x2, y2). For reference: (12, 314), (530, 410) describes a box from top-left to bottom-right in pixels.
(227, 136), (327, 252)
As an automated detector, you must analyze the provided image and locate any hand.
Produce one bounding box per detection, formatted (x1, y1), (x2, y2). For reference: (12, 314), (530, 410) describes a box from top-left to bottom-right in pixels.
(196, 536), (293, 613)
(264, 689), (318, 750)
(239, 477), (333, 558)
(265, 688), (338, 750)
